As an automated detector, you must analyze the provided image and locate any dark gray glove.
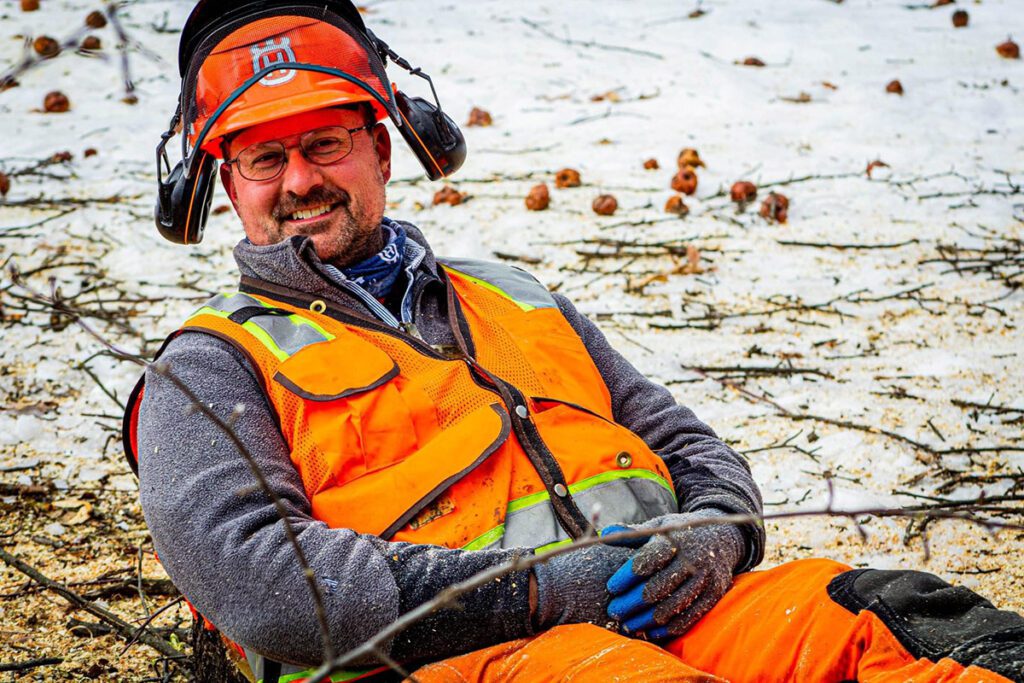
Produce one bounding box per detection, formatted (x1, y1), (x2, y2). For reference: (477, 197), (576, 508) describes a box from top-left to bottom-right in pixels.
(605, 509), (744, 639)
(532, 540), (637, 630)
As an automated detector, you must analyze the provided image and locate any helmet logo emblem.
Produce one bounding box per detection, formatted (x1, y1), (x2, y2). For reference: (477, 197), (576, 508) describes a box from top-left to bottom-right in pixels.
(250, 37), (297, 86)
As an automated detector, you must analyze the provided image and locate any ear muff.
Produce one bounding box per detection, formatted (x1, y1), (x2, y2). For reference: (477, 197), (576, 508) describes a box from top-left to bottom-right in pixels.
(395, 91), (466, 181)
(154, 150), (218, 245)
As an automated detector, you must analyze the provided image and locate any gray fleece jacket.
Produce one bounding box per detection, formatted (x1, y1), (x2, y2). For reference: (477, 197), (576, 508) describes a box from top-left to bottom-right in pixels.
(135, 221), (764, 669)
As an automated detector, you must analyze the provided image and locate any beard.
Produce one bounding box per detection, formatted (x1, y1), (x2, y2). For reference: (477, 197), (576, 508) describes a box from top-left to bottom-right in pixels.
(261, 182), (386, 267)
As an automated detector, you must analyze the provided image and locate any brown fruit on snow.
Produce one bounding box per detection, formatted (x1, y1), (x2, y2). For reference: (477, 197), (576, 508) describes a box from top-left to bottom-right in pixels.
(951, 10), (969, 28)
(671, 167), (698, 195)
(677, 148), (704, 169)
(886, 79), (904, 95)
(996, 39), (1020, 59)
(83, 148), (98, 158)
(466, 107), (493, 126)
(643, 158), (659, 170)
(592, 194), (617, 216)
(0, 173), (10, 197)
(730, 181), (758, 203)
(33, 36), (60, 57)
(211, 205), (231, 215)
(43, 91), (70, 113)
(525, 183), (550, 211)
(759, 192), (789, 224)
(432, 186), (465, 206)
(741, 56), (766, 67)
(554, 168), (582, 188)
(85, 10), (107, 28)
(664, 194), (689, 217)
(81, 35), (101, 50)
(50, 151), (72, 163)
(932, 0), (954, 6)
(21, 0), (40, 11)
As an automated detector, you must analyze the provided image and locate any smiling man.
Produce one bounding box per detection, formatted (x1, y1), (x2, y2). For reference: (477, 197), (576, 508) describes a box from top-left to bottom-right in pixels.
(124, 1), (1024, 682)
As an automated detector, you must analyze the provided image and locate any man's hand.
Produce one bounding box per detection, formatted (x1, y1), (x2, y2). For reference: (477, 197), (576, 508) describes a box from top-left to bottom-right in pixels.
(605, 510), (744, 640)
(531, 539), (641, 631)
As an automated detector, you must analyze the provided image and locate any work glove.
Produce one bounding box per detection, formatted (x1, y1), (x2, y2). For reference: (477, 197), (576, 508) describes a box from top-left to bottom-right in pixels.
(605, 509), (745, 640)
(531, 534), (644, 631)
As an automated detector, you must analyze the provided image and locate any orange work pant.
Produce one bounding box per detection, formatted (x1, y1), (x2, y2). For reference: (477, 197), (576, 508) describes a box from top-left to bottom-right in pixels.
(410, 559), (1013, 682)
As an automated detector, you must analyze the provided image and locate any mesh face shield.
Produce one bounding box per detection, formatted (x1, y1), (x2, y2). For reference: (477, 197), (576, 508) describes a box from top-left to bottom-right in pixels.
(180, 4), (401, 170)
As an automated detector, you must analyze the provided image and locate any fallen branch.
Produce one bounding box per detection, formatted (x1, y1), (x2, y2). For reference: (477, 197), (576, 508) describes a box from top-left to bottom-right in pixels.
(0, 547), (182, 660)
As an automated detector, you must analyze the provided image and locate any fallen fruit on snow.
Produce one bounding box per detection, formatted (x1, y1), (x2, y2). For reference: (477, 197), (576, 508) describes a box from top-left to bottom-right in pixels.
(865, 159), (890, 178)
(671, 167), (698, 195)
(643, 158), (659, 170)
(592, 194), (617, 216)
(665, 194), (689, 217)
(731, 181), (758, 203)
(886, 79), (904, 95)
(33, 36), (60, 57)
(0, 173), (10, 197)
(212, 205), (231, 215)
(554, 168), (582, 188)
(432, 186), (465, 206)
(43, 91), (70, 113)
(677, 148), (704, 169)
(996, 39), (1020, 60)
(466, 107), (493, 126)
(50, 151), (73, 163)
(83, 148), (98, 158)
(759, 192), (789, 223)
(21, 0), (39, 11)
(81, 35), (101, 50)
(951, 10), (968, 28)
(741, 57), (765, 67)
(85, 10), (107, 28)
(525, 184), (550, 211)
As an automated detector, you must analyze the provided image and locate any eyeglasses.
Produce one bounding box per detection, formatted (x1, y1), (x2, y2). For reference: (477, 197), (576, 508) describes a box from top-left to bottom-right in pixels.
(225, 123), (375, 181)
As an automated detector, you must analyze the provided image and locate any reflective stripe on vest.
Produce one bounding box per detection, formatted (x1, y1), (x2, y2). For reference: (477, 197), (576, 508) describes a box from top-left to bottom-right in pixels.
(465, 469), (676, 552)
(439, 257), (557, 311)
(186, 292), (335, 361)
(245, 652), (383, 683)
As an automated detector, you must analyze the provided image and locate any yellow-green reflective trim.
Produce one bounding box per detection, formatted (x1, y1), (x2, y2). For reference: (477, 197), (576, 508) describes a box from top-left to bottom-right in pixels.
(462, 524), (506, 551)
(507, 469), (675, 515)
(445, 267), (535, 313)
(535, 537), (574, 554)
(184, 296), (335, 362)
(266, 666), (378, 683)
(463, 469), (676, 551)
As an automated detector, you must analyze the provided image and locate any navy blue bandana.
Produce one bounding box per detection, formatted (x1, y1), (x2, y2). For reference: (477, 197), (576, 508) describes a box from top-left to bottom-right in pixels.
(341, 223), (407, 299)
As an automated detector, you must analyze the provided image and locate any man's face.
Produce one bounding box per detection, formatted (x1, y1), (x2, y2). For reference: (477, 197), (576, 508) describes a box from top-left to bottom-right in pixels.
(219, 107), (392, 267)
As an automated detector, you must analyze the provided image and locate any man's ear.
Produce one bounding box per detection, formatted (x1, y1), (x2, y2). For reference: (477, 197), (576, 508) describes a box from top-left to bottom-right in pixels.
(373, 123), (392, 183)
(219, 163), (240, 212)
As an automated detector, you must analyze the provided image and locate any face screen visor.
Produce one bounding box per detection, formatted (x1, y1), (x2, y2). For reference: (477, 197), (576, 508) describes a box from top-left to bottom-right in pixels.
(179, 5), (401, 170)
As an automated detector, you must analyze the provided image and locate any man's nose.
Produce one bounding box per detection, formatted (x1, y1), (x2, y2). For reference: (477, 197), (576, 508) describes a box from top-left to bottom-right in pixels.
(279, 146), (324, 198)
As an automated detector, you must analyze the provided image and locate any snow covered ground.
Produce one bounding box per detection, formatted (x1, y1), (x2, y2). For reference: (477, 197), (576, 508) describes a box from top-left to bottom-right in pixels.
(1, 0), (1022, 673)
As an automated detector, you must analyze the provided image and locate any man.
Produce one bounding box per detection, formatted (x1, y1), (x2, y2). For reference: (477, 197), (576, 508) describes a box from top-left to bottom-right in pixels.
(125, 1), (1024, 681)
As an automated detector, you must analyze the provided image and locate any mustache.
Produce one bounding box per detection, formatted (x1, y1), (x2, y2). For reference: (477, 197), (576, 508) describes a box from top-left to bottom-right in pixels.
(273, 187), (350, 220)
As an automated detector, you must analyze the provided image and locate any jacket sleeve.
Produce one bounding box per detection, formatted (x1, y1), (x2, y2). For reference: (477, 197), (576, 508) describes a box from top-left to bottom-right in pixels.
(136, 331), (533, 669)
(552, 293), (766, 572)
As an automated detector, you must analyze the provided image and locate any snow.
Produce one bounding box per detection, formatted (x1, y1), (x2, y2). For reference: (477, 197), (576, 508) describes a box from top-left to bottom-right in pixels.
(1, 0), (1022, 610)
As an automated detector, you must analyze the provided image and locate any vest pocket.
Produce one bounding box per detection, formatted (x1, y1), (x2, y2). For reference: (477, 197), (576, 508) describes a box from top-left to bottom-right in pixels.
(272, 333), (421, 484)
(308, 403), (510, 539)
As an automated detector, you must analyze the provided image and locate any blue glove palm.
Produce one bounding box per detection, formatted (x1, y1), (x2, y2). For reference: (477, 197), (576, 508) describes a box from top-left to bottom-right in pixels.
(605, 510), (744, 640)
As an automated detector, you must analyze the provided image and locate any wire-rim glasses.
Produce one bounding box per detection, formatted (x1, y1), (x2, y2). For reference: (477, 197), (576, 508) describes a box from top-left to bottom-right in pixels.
(225, 123), (374, 181)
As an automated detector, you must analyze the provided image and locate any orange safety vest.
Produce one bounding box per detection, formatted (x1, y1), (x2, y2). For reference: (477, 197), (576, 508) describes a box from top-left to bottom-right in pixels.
(124, 257), (678, 682)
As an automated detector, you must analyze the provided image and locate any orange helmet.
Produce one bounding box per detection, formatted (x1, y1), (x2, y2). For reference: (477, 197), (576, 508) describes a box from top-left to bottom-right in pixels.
(179, 1), (399, 159)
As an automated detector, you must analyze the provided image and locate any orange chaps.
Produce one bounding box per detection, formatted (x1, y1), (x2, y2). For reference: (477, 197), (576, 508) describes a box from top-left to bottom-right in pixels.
(411, 559), (1018, 683)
